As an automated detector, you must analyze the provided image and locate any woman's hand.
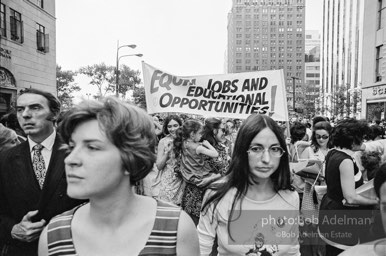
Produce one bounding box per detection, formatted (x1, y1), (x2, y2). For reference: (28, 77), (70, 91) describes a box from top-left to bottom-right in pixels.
(164, 141), (172, 155)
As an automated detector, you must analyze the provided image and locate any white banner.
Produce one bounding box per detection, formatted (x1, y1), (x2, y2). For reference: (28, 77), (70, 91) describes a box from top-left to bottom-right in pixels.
(142, 62), (289, 121)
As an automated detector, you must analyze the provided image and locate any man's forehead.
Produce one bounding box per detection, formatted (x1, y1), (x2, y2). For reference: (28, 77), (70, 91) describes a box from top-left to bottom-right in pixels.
(17, 93), (49, 106)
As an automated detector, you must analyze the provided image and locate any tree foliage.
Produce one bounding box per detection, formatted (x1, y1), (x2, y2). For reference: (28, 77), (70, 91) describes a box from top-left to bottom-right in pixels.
(132, 86), (147, 110)
(78, 63), (115, 97)
(78, 63), (142, 99)
(332, 85), (348, 117)
(117, 65), (142, 98)
(56, 65), (80, 110)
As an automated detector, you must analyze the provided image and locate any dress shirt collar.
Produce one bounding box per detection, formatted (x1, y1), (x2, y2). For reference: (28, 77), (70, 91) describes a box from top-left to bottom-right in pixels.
(28, 130), (56, 152)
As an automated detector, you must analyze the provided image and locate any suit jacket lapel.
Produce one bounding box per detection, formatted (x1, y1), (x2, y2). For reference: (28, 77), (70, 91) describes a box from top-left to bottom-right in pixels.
(34, 135), (66, 219)
(13, 141), (42, 193)
(41, 135), (66, 198)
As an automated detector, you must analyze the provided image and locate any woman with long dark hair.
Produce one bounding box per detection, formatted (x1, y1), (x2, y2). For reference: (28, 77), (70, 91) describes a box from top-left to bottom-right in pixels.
(155, 115), (185, 205)
(201, 117), (230, 176)
(198, 114), (300, 256)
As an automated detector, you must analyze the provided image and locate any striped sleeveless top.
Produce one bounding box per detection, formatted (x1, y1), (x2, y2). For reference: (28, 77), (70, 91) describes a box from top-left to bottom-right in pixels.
(46, 200), (181, 256)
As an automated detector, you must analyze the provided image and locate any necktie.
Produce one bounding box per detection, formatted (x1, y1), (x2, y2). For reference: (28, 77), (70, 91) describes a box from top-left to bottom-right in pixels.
(32, 144), (46, 189)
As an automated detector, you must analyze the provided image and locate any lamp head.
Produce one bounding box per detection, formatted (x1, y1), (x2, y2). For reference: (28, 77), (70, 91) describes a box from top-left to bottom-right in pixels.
(136, 54), (143, 57)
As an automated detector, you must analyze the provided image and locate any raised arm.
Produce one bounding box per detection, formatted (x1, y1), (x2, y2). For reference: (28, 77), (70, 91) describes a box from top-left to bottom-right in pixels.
(156, 138), (172, 171)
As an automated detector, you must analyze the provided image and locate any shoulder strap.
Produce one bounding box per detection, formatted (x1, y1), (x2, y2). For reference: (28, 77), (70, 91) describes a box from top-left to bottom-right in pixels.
(140, 200), (181, 255)
(47, 208), (77, 255)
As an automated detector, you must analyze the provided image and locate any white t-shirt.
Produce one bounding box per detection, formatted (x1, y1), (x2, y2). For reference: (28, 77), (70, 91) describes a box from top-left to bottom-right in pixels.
(198, 187), (300, 256)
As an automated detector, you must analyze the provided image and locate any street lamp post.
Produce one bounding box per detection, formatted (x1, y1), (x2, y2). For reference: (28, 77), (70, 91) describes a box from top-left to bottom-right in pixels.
(115, 41), (137, 97)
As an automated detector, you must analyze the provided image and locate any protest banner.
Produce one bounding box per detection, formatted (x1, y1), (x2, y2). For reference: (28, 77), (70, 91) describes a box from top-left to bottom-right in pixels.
(142, 62), (289, 121)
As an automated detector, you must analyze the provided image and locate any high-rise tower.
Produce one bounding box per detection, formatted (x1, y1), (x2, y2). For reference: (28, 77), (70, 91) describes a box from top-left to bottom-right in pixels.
(227, 0), (305, 113)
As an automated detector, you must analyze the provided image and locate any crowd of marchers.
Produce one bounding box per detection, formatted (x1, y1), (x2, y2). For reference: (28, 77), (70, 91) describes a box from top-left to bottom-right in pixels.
(0, 89), (385, 256)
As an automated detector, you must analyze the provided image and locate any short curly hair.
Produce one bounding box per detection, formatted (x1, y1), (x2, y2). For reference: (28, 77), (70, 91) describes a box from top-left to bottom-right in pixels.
(331, 118), (369, 149)
(290, 122), (306, 144)
(59, 97), (156, 185)
(361, 151), (381, 180)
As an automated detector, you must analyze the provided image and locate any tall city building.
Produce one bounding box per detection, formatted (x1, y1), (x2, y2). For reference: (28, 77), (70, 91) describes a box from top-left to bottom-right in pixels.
(321, 0), (363, 119)
(227, 0), (305, 113)
(0, 0), (56, 117)
(361, 0), (386, 121)
(304, 30), (320, 117)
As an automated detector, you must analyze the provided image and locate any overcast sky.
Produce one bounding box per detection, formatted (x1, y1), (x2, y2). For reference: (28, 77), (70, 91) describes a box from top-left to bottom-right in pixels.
(56, 0), (323, 77)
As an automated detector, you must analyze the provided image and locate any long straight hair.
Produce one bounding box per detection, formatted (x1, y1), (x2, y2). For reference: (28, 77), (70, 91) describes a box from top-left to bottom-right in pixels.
(201, 114), (292, 240)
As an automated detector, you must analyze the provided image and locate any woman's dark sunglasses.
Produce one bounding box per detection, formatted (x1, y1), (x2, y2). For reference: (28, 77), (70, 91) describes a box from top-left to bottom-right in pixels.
(315, 134), (329, 140)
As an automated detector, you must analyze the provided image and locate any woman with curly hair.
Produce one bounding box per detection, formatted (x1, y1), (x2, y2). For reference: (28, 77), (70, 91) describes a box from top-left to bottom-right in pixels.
(318, 118), (379, 256)
(38, 97), (199, 256)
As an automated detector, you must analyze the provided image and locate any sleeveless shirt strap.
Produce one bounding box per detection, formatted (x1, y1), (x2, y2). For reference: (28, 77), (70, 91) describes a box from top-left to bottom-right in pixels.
(46, 207), (78, 255)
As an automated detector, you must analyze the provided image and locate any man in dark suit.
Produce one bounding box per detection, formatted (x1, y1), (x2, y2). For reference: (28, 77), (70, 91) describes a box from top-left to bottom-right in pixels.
(0, 88), (84, 256)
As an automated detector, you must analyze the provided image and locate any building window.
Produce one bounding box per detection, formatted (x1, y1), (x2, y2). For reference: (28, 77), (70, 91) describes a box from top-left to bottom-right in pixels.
(0, 4), (5, 37)
(37, 0), (44, 8)
(378, 0), (383, 30)
(36, 23), (49, 52)
(10, 9), (23, 43)
(376, 46), (383, 81)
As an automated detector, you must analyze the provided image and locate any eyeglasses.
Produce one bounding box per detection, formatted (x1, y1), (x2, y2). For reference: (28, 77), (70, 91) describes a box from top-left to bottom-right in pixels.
(247, 145), (285, 158)
(315, 134), (329, 140)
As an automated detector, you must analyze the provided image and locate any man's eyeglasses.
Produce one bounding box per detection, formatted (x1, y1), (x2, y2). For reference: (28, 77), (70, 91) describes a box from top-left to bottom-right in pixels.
(247, 145), (285, 158)
(315, 134), (329, 140)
